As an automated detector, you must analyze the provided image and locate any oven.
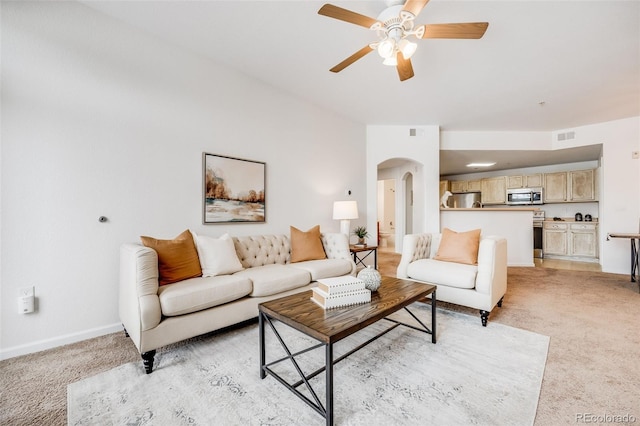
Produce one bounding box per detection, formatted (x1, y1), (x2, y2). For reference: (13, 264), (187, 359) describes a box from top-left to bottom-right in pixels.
(533, 210), (544, 258)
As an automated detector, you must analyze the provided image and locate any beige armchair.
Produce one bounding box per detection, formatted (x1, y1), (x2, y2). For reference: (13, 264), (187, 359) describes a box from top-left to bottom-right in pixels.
(397, 233), (507, 326)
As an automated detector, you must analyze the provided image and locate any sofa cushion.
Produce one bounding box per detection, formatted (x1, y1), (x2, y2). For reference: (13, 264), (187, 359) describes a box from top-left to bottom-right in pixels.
(434, 228), (481, 265)
(140, 230), (202, 286)
(234, 264), (311, 297)
(289, 258), (354, 281)
(290, 225), (327, 263)
(407, 258), (478, 289)
(157, 275), (252, 316)
(192, 232), (244, 277)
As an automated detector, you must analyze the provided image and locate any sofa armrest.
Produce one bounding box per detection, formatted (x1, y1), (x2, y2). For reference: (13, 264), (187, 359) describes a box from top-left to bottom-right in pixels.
(119, 243), (162, 351)
(321, 232), (357, 275)
(397, 233), (433, 278)
(474, 236), (508, 301)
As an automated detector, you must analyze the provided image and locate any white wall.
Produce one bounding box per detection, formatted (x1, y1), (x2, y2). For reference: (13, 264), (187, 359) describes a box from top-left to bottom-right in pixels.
(367, 126), (440, 253)
(0, 2), (366, 358)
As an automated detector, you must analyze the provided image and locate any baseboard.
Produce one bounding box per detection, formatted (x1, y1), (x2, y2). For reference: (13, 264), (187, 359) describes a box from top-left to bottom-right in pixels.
(0, 322), (123, 361)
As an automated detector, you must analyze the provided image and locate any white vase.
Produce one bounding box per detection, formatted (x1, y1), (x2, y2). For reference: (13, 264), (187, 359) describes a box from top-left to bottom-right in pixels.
(357, 265), (381, 292)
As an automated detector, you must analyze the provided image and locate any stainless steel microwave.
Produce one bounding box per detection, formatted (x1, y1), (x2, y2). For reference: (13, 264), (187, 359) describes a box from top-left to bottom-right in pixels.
(507, 187), (543, 205)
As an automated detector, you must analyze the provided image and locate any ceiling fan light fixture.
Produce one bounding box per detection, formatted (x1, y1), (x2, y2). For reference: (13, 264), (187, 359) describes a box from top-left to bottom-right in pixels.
(398, 39), (417, 59)
(383, 56), (398, 66)
(377, 38), (396, 58)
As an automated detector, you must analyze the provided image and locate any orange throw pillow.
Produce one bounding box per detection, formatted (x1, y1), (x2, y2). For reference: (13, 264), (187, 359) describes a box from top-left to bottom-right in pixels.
(140, 230), (202, 286)
(290, 225), (327, 263)
(434, 228), (481, 265)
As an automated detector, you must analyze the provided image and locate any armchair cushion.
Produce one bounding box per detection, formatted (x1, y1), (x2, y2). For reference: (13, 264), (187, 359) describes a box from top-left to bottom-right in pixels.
(434, 228), (481, 265)
(406, 258), (478, 289)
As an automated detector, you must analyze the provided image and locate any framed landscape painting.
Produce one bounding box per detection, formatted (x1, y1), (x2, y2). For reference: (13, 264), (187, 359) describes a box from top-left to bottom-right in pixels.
(203, 153), (266, 224)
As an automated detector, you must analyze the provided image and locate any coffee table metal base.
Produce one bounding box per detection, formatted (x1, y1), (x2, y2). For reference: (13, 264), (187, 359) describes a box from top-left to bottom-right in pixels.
(259, 297), (436, 426)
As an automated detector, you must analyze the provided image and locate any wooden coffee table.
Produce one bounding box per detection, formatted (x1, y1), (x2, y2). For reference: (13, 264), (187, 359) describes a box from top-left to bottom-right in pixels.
(258, 276), (436, 426)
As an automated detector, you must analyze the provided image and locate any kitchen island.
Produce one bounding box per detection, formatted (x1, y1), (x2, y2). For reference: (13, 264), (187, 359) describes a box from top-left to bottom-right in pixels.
(440, 207), (538, 267)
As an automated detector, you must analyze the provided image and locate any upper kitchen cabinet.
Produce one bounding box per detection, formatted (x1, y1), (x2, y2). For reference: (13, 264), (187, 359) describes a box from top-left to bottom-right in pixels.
(525, 173), (543, 188)
(450, 179), (481, 193)
(481, 176), (507, 205)
(543, 172), (568, 202)
(506, 173), (543, 189)
(439, 180), (450, 199)
(543, 169), (597, 203)
(569, 169), (596, 202)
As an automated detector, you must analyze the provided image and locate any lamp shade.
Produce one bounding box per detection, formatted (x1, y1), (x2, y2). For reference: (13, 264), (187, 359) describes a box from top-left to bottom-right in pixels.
(333, 201), (358, 220)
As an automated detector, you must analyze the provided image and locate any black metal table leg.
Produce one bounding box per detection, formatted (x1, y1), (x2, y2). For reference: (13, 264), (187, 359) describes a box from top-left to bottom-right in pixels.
(326, 343), (334, 426)
(431, 289), (437, 344)
(631, 238), (638, 282)
(259, 312), (266, 379)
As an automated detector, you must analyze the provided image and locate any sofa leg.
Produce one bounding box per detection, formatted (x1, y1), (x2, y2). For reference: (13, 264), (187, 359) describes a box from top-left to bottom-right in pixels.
(497, 297), (504, 308)
(480, 310), (489, 327)
(123, 325), (129, 337)
(141, 350), (156, 374)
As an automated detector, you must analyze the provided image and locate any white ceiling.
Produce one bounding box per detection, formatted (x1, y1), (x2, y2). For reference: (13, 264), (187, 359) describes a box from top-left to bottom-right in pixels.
(82, 0), (639, 173)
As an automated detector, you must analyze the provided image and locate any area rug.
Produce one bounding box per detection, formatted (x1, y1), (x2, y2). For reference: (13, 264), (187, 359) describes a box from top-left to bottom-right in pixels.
(68, 306), (549, 425)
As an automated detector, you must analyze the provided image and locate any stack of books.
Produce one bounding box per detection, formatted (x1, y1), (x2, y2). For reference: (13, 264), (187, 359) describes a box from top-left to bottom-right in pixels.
(311, 276), (371, 309)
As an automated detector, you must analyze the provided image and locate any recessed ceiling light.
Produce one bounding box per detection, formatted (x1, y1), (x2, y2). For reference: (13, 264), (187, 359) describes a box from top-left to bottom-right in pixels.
(466, 162), (496, 168)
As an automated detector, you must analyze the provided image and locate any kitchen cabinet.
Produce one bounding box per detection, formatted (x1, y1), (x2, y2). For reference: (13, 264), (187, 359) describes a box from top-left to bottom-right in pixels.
(543, 172), (568, 203)
(450, 180), (467, 193)
(569, 169), (596, 201)
(569, 223), (598, 257)
(481, 176), (507, 205)
(506, 173), (543, 189)
(543, 222), (568, 255)
(543, 169), (596, 203)
(439, 180), (450, 199)
(543, 221), (598, 259)
(450, 179), (481, 193)
(506, 175), (524, 189)
(525, 173), (543, 188)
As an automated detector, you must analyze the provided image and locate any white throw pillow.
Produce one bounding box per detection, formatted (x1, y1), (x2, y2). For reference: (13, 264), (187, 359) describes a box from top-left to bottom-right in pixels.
(192, 232), (244, 277)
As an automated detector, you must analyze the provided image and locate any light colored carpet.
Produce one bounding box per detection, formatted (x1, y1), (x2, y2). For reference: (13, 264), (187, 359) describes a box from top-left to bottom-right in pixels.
(67, 306), (549, 425)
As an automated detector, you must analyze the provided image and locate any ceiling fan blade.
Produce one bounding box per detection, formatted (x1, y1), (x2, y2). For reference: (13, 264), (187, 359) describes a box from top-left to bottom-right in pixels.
(420, 22), (489, 39)
(402, 0), (430, 17)
(396, 53), (414, 82)
(330, 45), (375, 73)
(318, 4), (379, 29)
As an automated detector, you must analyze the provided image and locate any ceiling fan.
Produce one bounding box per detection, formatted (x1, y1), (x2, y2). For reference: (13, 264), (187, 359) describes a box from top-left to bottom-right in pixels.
(318, 0), (489, 81)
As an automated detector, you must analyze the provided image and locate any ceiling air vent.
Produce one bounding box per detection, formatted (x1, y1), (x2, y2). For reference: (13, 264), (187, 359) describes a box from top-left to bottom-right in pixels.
(557, 131), (576, 141)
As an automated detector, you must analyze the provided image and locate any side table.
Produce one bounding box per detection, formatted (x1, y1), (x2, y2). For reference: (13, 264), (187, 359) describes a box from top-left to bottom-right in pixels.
(349, 244), (378, 270)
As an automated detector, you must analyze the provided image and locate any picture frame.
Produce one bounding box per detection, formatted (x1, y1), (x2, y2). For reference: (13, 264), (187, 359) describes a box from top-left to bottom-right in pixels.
(203, 153), (266, 224)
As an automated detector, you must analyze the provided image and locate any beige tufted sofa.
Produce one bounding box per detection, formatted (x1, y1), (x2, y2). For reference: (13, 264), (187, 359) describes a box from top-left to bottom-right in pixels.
(120, 233), (355, 373)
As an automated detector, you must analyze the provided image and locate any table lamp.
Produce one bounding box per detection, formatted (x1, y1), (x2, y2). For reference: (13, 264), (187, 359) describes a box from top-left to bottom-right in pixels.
(333, 200), (358, 237)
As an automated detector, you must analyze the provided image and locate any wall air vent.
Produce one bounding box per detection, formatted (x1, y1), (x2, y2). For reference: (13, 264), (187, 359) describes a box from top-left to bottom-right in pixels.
(409, 128), (417, 136)
(557, 131), (576, 141)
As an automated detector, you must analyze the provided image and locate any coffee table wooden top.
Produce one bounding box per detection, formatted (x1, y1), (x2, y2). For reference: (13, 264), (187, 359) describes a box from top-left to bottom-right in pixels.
(259, 276), (435, 344)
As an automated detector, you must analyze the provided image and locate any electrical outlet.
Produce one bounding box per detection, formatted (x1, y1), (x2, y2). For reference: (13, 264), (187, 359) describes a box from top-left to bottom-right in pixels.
(18, 286), (34, 298)
(18, 287), (35, 314)
(632, 151), (639, 159)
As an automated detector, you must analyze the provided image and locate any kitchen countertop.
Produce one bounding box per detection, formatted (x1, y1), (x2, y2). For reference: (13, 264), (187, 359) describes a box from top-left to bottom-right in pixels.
(544, 217), (599, 223)
(441, 207), (541, 211)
